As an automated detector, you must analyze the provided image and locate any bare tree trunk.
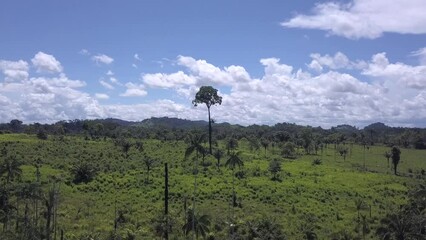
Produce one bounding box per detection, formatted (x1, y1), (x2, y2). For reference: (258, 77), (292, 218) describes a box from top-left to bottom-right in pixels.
(192, 151), (198, 240)
(208, 107), (212, 154)
(164, 163), (169, 240)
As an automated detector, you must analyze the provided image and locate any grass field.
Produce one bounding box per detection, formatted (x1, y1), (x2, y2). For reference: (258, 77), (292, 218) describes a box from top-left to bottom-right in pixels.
(0, 133), (424, 239)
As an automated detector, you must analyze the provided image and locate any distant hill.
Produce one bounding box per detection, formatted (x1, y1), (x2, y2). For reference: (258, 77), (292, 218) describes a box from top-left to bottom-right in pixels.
(138, 117), (208, 129)
(331, 124), (359, 134)
(363, 122), (391, 132)
(96, 118), (136, 126)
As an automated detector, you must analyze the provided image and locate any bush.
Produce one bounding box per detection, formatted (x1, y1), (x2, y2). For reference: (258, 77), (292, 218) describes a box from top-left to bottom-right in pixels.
(312, 158), (322, 166)
(37, 129), (48, 140)
(71, 161), (98, 184)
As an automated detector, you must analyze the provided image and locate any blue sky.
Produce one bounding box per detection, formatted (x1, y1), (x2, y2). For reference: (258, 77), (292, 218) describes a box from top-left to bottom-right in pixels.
(1, 0), (426, 127)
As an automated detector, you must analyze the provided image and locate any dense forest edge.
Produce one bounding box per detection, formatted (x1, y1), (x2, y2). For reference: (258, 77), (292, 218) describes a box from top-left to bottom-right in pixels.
(2, 118), (426, 150)
(0, 117), (425, 239)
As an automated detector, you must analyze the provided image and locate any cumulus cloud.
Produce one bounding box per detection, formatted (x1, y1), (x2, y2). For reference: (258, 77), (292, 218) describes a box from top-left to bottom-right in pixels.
(95, 93), (109, 100)
(92, 54), (114, 65)
(31, 52), (63, 73)
(307, 52), (367, 72)
(411, 47), (426, 65)
(143, 71), (196, 88)
(177, 55), (233, 85)
(99, 80), (114, 90)
(0, 68), (104, 123)
(362, 52), (426, 89)
(79, 49), (90, 56)
(105, 99), (194, 121)
(281, 0), (426, 39)
(134, 54), (141, 61)
(120, 82), (147, 97)
(0, 59), (29, 81)
(138, 53), (426, 127)
(1, 51), (426, 127)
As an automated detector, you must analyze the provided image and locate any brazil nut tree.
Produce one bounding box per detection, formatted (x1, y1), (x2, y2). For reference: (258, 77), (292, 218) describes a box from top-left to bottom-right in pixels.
(192, 86), (222, 154)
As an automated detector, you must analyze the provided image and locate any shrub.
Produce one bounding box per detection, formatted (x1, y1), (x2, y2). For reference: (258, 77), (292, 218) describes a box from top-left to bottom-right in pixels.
(312, 158), (322, 166)
(71, 161), (98, 184)
(37, 129), (48, 140)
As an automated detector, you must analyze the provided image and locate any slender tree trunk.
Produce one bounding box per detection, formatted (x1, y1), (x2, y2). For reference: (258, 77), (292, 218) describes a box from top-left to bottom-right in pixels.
(192, 151), (198, 240)
(164, 163), (169, 240)
(15, 195), (19, 232)
(231, 168), (236, 236)
(46, 200), (52, 240)
(363, 145), (366, 170)
(208, 107), (212, 154)
(54, 184), (60, 240)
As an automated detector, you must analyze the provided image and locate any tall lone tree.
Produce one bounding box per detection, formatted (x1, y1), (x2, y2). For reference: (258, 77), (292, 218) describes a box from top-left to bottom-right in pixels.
(391, 146), (401, 175)
(192, 86), (222, 154)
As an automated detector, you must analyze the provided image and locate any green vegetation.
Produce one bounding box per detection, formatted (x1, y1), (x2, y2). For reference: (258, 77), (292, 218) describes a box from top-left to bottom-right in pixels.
(0, 130), (424, 239)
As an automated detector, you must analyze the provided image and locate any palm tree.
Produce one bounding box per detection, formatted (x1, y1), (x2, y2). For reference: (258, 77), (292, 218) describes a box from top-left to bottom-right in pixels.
(184, 133), (206, 240)
(247, 218), (287, 240)
(260, 138), (269, 156)
(358, 214), (369, 240)
(355, 199), (367, 220)
(376, 211), (419, 240)
(226, 137), (238, 155)
(182, 209), (210, 240)
(142, 156), (156, 183)
(391, 146), (401, 175)
(0, 155), (22, 184)
(384, 151), (391, 168)
(225, 151), (243, 221)
(0, 185), (14, 232)
(213, 149), (224, 170)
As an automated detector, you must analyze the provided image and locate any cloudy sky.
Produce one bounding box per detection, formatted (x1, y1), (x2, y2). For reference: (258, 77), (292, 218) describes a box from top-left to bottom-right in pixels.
(1, 0), (426, 128)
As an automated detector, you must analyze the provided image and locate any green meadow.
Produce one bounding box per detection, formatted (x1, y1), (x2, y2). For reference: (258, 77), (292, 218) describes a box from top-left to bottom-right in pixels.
(0, 133), (424, 239)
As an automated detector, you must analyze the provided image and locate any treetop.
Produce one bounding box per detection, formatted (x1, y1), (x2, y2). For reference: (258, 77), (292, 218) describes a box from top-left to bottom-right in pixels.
(192, 86), (222, 108)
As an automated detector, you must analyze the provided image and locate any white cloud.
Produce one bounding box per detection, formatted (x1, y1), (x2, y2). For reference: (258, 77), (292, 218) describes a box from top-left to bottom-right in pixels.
(308, 52), (349, 71)
(31, 52), (63, 73)
(134, 53), (141, 61)
(143, 71), (196, 88)
(260, 58), (293, 77)
(105, 99), (192, 121)
(281, 0), (426, 39)
(92, 54), (114, 65)
(411, 47), (426, 65)
(1, 51), (426, 127)
(109, 77), (118, 84)
(120, 82), (147, 97)
(0, 72), (104, 123)
(307, 52), (368, 72)
(79, 49), (90, 56)
(177, 55), (233, 85)
(99, 80), (114, 90)
(362, 52), (426, 89)
(95, 93), (109, 100)
(0, 59), (29, 81)
(132, 63), (138, 68)
(106, 70), (114, 76)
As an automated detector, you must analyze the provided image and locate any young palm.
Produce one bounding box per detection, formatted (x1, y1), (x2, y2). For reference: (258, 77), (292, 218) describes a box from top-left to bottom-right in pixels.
(0, 155), (22, 184)
(213, 148), (224, 170)
(225, 151), (243, 220)
(182, 208), (210, 240)
(376, 211), (418, 240)
(354, 198), (367, 220)
(184, 132), (206, 239)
